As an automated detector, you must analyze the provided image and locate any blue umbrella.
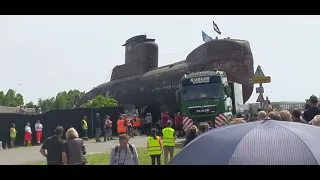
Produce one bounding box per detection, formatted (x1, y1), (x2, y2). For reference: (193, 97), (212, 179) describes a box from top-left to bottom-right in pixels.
(168, 120), (320, 165)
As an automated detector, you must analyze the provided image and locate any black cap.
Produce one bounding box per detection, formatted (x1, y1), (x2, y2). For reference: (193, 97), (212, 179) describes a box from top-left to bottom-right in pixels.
(309, 95), (318, 103)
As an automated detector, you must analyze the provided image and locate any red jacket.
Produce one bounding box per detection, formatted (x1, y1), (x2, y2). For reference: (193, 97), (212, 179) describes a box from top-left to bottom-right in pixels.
(175, 116), (183, 126)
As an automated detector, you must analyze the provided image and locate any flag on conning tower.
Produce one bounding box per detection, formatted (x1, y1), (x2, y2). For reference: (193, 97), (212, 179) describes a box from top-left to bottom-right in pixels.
(202, 31), (213, 43)
(212, 21), (221, 35)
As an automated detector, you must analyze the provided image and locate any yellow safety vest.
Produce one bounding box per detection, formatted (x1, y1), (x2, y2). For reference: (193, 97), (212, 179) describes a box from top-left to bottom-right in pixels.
(82, 120), (88, 130)
(148, 136), (162, 156)
(162, 128), (175, 147)
(10, 128), (17, 138)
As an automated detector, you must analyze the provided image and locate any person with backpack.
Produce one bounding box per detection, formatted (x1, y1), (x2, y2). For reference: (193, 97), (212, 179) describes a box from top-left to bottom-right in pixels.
(147, 128), (162, 165)
(124, 114), (133, 138)
(109, 134), (139, 165)
(104, 115), (114, 141)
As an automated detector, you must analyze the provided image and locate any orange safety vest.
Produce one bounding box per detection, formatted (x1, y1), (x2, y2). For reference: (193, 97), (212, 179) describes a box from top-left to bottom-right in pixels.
(117, 119), (126, 133)
(133, 118), (141, 127)
(107, 119), (112, 128)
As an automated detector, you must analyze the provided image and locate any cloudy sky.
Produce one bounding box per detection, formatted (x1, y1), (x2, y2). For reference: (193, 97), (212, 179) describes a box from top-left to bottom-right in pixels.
(0, 15), (318, 104)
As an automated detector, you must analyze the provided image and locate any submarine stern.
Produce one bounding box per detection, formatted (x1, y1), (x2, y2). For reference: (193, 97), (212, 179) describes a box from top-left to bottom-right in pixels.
(185, 38), (254, 103)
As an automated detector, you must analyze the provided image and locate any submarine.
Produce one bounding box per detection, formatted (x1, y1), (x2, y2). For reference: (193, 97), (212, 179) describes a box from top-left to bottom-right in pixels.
(78, 34), (254, 114)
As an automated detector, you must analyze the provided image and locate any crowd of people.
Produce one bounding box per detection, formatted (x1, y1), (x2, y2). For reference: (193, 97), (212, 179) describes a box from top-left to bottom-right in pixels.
(38, 118), (179, 165)
(181, 95), (320, 150)
(244, 95), (320, 126)
(80, 111), (185, 143)
(81, 112), (143, 143)
(8, 94), (320, 165)
(37, 110), (224, 165)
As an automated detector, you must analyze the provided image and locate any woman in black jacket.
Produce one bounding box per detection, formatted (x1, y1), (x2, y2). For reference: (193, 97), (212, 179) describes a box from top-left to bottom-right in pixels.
(184, 125), (199, 147)
(65, 128), (88, 165)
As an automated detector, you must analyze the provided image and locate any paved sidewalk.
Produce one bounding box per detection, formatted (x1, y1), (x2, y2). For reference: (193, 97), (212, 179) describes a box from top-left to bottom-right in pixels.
(0, 136), (184, 165)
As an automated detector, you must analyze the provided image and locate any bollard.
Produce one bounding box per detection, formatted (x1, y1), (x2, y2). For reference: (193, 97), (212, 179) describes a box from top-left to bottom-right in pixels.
(4, 143), (8, 150)
(0, 141), (2, 150)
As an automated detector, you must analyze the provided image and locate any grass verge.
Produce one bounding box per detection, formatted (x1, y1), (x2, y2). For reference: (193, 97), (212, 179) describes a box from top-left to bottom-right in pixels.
(26, 142), (183, 165)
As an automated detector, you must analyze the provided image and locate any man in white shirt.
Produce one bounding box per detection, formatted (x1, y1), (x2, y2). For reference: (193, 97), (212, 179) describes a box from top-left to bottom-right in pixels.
(35, 120), (43, 145)
(24, 122), (32, 146)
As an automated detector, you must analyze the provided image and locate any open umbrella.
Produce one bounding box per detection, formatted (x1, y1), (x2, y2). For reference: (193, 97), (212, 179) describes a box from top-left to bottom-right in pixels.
(168, 120), (320, 165)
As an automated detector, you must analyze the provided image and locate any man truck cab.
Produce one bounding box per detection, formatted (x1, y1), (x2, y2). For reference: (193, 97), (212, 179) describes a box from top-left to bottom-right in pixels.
(176, 70), (244, 127)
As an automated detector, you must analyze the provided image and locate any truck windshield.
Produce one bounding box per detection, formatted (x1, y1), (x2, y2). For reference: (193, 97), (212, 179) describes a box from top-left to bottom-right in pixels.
(182, 83), (223, 101)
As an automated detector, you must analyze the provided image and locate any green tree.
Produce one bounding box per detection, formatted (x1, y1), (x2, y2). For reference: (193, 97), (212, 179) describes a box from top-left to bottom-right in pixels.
(0, 91), (5, 106)
(38, 97), (55, 112)
(81, 95), (118, 108)
(54, 91), (68, 109)
(54, 89), (85, 109)
(35, 89), (85, 113)
(4, 89), (17, 107)
(15, 93), (24, 106)
(65, 89), (85, 108)
(25, 101), (37, 108)
(0, 89), (25, 107)
(0, 88), (85, 110)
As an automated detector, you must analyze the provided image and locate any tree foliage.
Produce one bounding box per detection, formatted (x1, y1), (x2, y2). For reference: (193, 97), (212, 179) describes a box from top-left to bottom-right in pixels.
(37, 98), (55, 112)
(0, 89), (24, 107)
(55, 89), (84, 109)
(81, 95), (118, 108)
(0, 88), (118, 113)
(37, 89), (85, 112)
(0, 91), (5, 106)
(25, 101), (37, 108)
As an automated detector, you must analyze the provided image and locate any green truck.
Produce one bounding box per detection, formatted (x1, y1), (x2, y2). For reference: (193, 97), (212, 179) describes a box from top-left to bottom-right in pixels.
(176, 70), (244, 127)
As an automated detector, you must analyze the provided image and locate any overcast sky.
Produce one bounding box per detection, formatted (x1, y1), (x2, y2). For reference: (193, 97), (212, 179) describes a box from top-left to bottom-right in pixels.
(0, 15), (318, 104)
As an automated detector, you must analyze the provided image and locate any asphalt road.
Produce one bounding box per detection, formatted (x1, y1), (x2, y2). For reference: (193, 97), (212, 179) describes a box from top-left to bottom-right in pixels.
(0, 136), (183, 165)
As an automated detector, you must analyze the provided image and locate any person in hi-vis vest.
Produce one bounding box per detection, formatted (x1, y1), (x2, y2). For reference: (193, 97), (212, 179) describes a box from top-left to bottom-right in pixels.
(104, 115), (114, 141)
(161, 120), (176, 164)
(147, 128), (162, 165)
(82, 116), (88, 140)
(9, 123), (17, 148)
(117, 115), (127, 135)
(35, 120), (43, 145)
(132, 114), (141, 136)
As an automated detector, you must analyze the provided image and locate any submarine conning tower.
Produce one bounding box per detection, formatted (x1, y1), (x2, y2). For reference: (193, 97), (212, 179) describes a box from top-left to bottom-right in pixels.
(111, 35), (158, 80)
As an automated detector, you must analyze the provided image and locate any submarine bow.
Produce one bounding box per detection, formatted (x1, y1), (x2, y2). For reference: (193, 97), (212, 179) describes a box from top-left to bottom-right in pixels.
(78, 35), (254, 112)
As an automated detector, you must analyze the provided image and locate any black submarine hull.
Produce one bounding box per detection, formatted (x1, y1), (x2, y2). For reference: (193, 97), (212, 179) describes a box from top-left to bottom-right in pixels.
(79, 36), (254, 115)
